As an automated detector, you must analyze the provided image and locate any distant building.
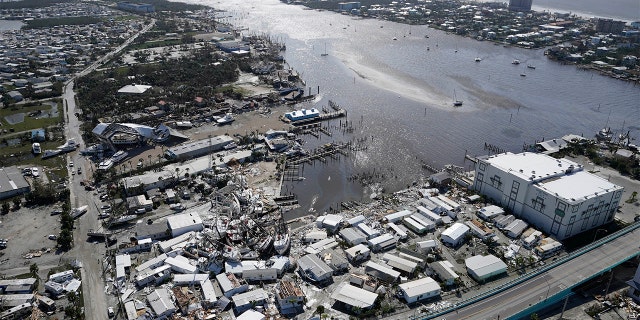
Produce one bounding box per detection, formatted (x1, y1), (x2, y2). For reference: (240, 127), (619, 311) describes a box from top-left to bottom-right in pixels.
(626, 264), (640, 303)
(508, 0), (532, 11)
(117, 2), (155, 13)
(165, 135), (234, 160)
(596, 19), (626, 34)
(473, 152), (623, 240)
(338, 2), (361, 11)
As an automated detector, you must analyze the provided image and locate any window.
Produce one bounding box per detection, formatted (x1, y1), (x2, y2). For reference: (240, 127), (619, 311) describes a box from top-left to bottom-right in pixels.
(566, 215), (576, 237)
(571, 204), (579, 213)
(614, 190), (622, 199)
(532, 197), (545, 212)
(479, 162), (486, 171)
(489, 175), (503, 190)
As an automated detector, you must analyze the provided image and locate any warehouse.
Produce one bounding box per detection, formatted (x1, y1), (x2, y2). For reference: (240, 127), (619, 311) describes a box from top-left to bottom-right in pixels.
(465, 255), (508, 283)
(0, 166), (30, 200)
(473, 152), (623, 240)
(441, 223), (470, 247)
(364, 261), (400, 283)
(398, 277), (441, 303)
(165, 135), (234, 160)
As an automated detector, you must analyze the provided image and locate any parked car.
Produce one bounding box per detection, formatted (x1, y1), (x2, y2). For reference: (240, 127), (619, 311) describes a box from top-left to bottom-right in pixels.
(107, 307), (114, 318)
(31, 167), (39, 177)
(100, 205), (111, 210)
(48, 235), (57, 240)
(69, 161), (74, 167)
(135, 208), (146, 214)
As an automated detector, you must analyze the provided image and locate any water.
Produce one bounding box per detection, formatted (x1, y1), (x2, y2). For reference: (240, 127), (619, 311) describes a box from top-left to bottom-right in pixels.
(186, 0), (639, 218)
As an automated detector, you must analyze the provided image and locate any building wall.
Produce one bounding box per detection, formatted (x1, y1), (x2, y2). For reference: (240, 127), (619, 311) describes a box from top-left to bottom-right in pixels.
(474, 156), (622, 240)
(508, 0), (532, 11)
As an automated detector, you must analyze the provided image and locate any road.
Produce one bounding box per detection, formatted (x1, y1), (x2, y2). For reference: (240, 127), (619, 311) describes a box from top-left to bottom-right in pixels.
(62, 18), (156, 320)
(433, 225), (640, 320)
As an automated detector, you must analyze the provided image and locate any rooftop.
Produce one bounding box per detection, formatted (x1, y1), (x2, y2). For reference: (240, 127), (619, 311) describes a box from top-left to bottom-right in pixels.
(484, 152), (582, 183)
(537, 170), (622, 203)
(398, 277), (441, 297)
(331, 283), (378, 308)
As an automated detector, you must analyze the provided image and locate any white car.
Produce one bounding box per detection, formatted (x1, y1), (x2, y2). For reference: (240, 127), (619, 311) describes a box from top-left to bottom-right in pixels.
(69, 161), (74, 167)
(31, 167), (39, 177)
(48, 235), (57, 240)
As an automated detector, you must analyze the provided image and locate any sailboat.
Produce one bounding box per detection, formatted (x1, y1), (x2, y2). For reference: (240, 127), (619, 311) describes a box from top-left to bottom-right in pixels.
(321, 43), (328, 57)
(453, 89), (463, 107)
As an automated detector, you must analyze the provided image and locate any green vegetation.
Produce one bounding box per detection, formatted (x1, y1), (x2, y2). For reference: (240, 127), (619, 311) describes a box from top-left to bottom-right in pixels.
(0, 101), (62, 133)
(22, 16), (103, 29)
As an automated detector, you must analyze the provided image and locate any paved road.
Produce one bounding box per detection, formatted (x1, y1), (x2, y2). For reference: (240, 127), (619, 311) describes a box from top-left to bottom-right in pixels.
(434, 226), (640, 320)
(62, 18), (156, 320)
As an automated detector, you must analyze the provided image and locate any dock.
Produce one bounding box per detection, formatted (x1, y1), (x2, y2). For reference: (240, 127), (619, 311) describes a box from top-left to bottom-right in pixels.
(288, 142), (349, 166)
(291, 109), (346, 126)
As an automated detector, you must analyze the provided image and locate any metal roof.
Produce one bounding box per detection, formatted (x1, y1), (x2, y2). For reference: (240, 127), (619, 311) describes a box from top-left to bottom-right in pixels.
(465, 255), (507, 278)
(330, 283), (378, 308)
(398, 277), (440, 298)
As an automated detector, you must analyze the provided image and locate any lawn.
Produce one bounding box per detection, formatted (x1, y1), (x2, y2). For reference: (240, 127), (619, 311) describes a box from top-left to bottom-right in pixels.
(0, 101), (63, 133)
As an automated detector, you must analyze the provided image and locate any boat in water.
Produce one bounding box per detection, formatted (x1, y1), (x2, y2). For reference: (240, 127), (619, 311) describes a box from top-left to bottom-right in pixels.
(32, 143), (41, 155)
(217, 113), (235, 125)
(596, 127), (613, 141)
(475, 57), (482, 62)
(512, 59), (521, 65)
(452, 89), (463, 107)
(527, 65), (536, 69)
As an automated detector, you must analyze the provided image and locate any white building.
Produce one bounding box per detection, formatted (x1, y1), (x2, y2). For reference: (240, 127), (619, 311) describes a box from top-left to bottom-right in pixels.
(339, 227), (367, 246)
(431, 261), (459, 286)
(473, 152), (623, 240)
(167, 212), (203, 237)
(382, 253), (418, 274)
(165, 256), (197, 274)
(441, 223), (470, 247)
(233, 289), (268, 314)
(504, 219), (528, 238)
(398, 277), (441, 303)
(477, 205), (505, 221)
(297, 254), (333, 283)
(48, 270), (74, 283)
(367, 233), (397, 252)
(465, 255), (508, 283)
(416, 206), (443, 225)
(148, 288), (176, 319)
(386, 222), (408, 240)
(384, 209), (413, 223)
(216, 272), (249, 298)
(276, 280), (305, 313)
(409, 214), (436, 231)
(344, 244), (371, 263)
(331, 283), (378, 310)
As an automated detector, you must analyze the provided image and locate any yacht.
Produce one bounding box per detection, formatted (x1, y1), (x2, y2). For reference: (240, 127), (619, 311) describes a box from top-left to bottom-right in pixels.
(527, 65), (536, 69)
(273, 233), (290, 255)
(110, 150), (128, 163)
(512, 59), (521, 65)
(32, 142), (41, 155)
(42, 149), (62, 159)
(475, 57), (482, 62)
(58, 139), (78, 152)
(217, 113), (235, 124)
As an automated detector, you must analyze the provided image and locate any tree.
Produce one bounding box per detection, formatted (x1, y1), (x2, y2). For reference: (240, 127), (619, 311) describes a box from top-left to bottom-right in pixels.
(12, 197), (20, 210)
(29, 263), (38, 278)
(315, 305), (324, 316)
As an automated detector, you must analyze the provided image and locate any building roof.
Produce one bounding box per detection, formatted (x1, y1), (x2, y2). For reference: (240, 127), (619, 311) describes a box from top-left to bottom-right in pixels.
(297, 254), (333, 281)
(0, 166), (30, 194)
(365, 261), (401, 279)
(478, 205), (504, 218)
(345, 244), (370, 257)
(441, 223), (470, 240)
(339, 227), (366, 243)
(368, 233), (395, 246)
(483, 152), (582, 183)
(330, 283), (378, 308)
(232, 289), (268, 307)
(537, 171), (622, 204)
(382, 253), (418, 273)
(237, 309), (266, 320)
(167, 212), (203, 233)
(166, 135), (233, 158)
(398, 277), (440, 297)
(384, 209), (413, 222)
(465, 255), (507, 278)
(148, 288), (175, 316)
(118, 84), (152, 94)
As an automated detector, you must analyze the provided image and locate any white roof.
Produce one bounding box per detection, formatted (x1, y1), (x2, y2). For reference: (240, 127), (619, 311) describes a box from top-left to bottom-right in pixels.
(173, 274), (209, 285)
(297, 254), (333, 278)
(148, 288), (175, 316)
(115, 254), (131, 267)
(465, 255), (507, 278)
(232, 289), (268, 307)
(322, 214), (343, 227)
(399, 277), (440, 297)
(416, 240), (438, 249)
(305, 237), (338, 255)
(505, 219), (528, 235)
(384, 209), (413, 222)
(201, 279), (217, 304)
(237, 309), (265, 320)
(387, 222), (407, 237)
(441, 223), (470, 240)
(348, 215), (366, 225)
(483, 152), (582, 183)
(167, 212), (203, 232)
(339, 228), (366, 243)
(136, 253), (167, 272)
(365, 261), (401, 278)
(345, 244), (370, 256)
(330, 283), (378, 308)
(479, 205), (504, 217)
(157, 231), (195, 253)
(382, 253), (418, 273)
(537, 170), (621, 204)
(368, 233), (395, 246)
(118, 84), (152, 94)
(165, 256), (197, 274)
(357, 223), (379, 238)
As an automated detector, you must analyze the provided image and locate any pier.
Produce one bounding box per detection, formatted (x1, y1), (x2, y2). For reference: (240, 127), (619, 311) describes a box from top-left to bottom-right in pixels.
(287, 142), (350, 166)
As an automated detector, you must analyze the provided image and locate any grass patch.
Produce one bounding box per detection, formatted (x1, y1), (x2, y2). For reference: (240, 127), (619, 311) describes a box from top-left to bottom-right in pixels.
(22, 16), (102, 29)
(0, 101), (62, 133)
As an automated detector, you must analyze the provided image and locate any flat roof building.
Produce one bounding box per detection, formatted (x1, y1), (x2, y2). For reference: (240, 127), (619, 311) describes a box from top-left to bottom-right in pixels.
(364, 261), (400, 283)
(165, 135), (234, 160)
(368, 233), (397, 252)
(339, 227), (367, 246)
(477, 205), (505, 221)
(297, 254), (333, 283)
(0, 166), (30, 200)
(473, 152), (623, 240)
(167, 212), (203, 238)
(344, 244), (371, 263)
